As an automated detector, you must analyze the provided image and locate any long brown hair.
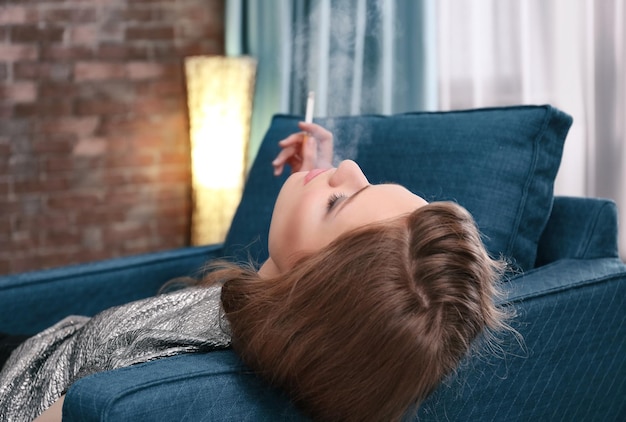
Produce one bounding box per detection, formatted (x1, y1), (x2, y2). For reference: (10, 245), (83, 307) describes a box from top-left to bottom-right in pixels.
(203, 201), (507, 422)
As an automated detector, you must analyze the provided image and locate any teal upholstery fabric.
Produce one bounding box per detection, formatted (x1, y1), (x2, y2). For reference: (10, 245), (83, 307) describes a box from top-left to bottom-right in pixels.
(63, 258), (626, 422)
(536, 196), (620, 266)
(0, 245), (222, 335)
(64, 351), (305, 422)
(225, 105), (572, 271)
(416, 257), (626, 421)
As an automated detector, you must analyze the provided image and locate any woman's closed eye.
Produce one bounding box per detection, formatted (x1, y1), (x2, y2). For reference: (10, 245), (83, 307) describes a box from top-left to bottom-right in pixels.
(327, 193), (347, 212)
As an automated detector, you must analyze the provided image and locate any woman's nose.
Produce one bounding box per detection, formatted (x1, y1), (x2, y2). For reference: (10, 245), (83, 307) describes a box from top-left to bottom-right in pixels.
(329, 160), (369, 188)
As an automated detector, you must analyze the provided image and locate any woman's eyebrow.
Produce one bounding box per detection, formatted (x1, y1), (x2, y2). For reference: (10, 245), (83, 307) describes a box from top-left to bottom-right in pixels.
(335, 185), (370, 215)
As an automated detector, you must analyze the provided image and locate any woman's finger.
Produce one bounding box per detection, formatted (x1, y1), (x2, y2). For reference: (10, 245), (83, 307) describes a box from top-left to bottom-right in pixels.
(272, 145), (298, 176)
(298, 122), (333, 143)
(278, 132), (306, 147)
(299, 135), (318, 171)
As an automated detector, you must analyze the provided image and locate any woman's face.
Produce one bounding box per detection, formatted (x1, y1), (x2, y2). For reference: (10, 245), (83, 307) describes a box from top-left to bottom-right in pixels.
(267, 160), (428, 272)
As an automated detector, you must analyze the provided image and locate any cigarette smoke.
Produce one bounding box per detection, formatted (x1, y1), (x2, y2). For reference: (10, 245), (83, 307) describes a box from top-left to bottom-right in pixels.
(290, 0), (389, 162)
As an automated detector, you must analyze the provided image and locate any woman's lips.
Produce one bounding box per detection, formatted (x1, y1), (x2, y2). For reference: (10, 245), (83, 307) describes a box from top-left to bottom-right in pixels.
(304, 168), (330, 185)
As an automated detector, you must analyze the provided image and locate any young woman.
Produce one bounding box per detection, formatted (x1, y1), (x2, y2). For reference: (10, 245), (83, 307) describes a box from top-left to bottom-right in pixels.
(0, 122), (507, 422)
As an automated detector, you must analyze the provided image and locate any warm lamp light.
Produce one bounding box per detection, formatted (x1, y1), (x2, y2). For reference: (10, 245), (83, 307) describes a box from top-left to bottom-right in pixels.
(184, 56), (257, 245)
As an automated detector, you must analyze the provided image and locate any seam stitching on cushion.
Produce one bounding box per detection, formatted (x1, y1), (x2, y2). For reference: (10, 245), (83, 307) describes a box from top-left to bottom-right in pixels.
(100, 371), (247, 417)
(87, 357), (246, 418)
(578, 201), (609, 259)
(509, 269), (625, 303)
(505, 105), (552, 262)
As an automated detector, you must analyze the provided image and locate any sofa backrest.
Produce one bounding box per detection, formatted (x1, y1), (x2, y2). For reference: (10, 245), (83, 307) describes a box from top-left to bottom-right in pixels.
(224, 105), (572, 271)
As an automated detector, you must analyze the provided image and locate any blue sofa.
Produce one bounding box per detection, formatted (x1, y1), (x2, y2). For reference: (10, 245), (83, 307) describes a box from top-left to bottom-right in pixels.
(1, 106), (625, 421)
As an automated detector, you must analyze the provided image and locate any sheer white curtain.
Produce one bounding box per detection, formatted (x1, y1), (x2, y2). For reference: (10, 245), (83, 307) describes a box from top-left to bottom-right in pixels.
(435, 0), (626, 257)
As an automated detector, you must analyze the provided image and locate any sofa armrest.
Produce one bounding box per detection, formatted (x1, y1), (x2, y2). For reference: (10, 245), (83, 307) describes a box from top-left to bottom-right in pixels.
(535, 196), (619, 266)
(62, 258), (626, 421)
(63, 350), (306, 422)
(0, 244), (223, 335)
(416, 257), (626, 420)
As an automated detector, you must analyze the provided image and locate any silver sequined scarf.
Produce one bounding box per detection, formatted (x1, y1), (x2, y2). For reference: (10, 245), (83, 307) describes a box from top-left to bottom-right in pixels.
(0, 286), (231, 421)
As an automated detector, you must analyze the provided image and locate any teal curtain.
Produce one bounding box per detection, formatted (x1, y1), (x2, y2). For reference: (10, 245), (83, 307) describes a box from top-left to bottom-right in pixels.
(226, 0), (436, 166)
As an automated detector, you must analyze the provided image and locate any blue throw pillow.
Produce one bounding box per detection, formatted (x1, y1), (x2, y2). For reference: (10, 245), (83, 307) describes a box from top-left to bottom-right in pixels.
(225, 105), (572, 271)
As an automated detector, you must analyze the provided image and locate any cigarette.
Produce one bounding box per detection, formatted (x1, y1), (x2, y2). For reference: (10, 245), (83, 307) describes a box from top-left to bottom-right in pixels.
(305, 91), (315, 124)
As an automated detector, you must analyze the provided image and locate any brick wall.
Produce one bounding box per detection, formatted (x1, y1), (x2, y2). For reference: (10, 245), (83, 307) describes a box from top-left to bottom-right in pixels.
(0, 0), (225, 275)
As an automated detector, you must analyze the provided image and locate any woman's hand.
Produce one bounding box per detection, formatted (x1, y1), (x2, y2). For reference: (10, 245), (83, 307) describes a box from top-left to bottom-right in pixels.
(272, 122), (334, 176)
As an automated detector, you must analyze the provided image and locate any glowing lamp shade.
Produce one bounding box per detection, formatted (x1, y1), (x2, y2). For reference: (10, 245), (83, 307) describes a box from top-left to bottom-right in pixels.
(185, 56), (257, 245)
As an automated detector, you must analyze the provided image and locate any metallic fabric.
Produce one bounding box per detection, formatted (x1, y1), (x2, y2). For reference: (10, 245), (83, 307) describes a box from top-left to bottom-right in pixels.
(0, 286), (230, 421)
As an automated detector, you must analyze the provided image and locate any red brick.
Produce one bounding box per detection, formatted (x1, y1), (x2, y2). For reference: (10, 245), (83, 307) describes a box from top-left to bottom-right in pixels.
(167, 40), (222, 58)
(11, 25), (65, 43)
(41, 45), (93, 61)
(134, 97), (182, 115)
(13, 177), (68, 194)
(7, 154), (40, 177)
(96, 43), (149, 60)
(42, 156), (73, 172)
(47, 191), (103, 210)
(12, 251), (78, 273)
(0, 44), (38, 61)
(12, 61), (38, 79)
(0, 140), (10, 155)
(68, 25), (98, 46)
(126, 61), (166, 80)
(125, 25), (174, 41)
(0, 181), (9, 196)
(4, 231), (40, 250)
(39, 82), (78, 98)
(31, 134), (76, 153)
(104, 221), (153, 242)
(13, 62), (71, 81)
(75, 99), (129, 116)
(69, 166), (104, 189)
(0, 82), (36, 102)
(100, 169), (137, 186)
(80, 225), (103, 249)
(96, 116), (130, 136)
(0, 200), (21, 214)
(74, 250), (116, 263)
(0, 120), (34, 137)
(136, 80), (183, 96)
(13, 213), (72, 232)
(158, 151), (189, 165)
(0, 6), (38, 25)
(14, 101), (73, 118)
(106, 153), (155, 168)
(159, 166), (191, 184)
(39, 117), (99, 136)
(0, 104), (12, 118)
(72, 137), (107, 156)
(128, 0), (170, 3)
(0, 260), (10, 275)
(75, 208), (126, 225)
(74, 62), (126, 81)
(41, 228), (83, 247)
(41, 8), (97, 23)
(122, 7), (162, 22)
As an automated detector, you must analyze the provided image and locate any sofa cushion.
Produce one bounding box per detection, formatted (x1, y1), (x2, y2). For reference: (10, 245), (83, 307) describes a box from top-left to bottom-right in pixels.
(64, 350), (306, 421)
(225, 105), (572, 271)
(535, 197), (620, 266)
